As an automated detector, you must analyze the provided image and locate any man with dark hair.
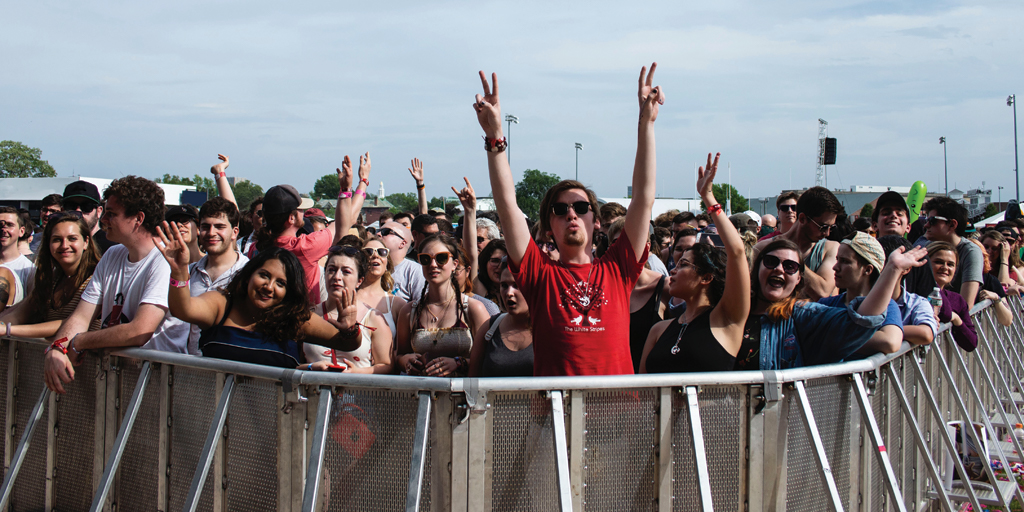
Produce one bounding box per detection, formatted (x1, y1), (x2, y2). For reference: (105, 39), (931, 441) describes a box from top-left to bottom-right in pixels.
(753, 186), (844, 300)
(671, 211), (697, 234)
(183, 197), (248, 354)
(906, 196), (984, 309)
(62, 180), (116, 254)
(392, 211), (414, 229)
(31, 193), (63, 254)
(0, 206), (34, 300)
(473, 63), (662, 376)
(877, 235), (937, 346)
(166, 204), (203, 264)
(695, 213), (711, 231)
(871, 191), (911, 238)
(44, 176), (190, 394)
(237, 196), (263, 256)
(409, 213), (439, 257)
(599, 202), (627, 234)
(761, 191), (800, 241)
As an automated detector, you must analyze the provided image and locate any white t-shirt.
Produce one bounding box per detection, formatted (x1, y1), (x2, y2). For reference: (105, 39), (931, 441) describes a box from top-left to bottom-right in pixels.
(392, 258), (425, 303)
(81, 245), (190, 353)
(2, 254), (36, 300)
(186, 252), (249, 355)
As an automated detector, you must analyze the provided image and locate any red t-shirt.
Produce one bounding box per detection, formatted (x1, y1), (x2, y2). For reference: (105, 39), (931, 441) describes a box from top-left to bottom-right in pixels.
(275, 229), (332, 305)
(511, 233), (648, 376)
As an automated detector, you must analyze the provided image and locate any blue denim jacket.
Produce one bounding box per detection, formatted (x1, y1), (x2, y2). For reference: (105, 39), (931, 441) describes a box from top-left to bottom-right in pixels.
(759, 297), (886, 370)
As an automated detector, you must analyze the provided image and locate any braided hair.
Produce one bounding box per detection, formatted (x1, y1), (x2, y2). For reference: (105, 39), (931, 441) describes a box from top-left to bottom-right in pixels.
(411, 233), (466, 327)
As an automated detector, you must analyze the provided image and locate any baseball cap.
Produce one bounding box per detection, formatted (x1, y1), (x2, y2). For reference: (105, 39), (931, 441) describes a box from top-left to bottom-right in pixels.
(62, 181), (101, 205)
(742, 210), (761, 227)
(872, 191), (909, 223)
(264, 185), (315, 215)
(303, 208), (327, 220)
(842, 231), (886, 275)
(166, 204), (199, 223)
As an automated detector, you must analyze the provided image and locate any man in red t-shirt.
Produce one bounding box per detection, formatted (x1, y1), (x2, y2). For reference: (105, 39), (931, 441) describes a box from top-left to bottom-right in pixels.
(471, 63), (664, 376)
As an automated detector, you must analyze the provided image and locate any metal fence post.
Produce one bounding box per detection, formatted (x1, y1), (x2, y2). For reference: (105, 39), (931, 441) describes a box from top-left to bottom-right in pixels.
(406, 390), (433, 512)
(182, 374), (235, 512)
(0, 387), (50, 510)
(549, 390), (573, 512)
(793, 380), (845, 512)
(851, 373), (906, 512)
(685, 386), (715, 512)
(90, 360), (153, 512)
(301, 386), (333, 512)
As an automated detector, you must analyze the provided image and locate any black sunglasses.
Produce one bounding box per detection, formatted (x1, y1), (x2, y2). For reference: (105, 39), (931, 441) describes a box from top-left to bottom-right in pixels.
(255, 210), (263, 218)
(379, 227), (405, 242)
(552, 201), (591, 216)
(778, 204), (797, 213)
(418, 252), (451, 266)
(362, 247), (390, 258)
(329, 245), (361, 257)
(807, 216), (834, 234)
(477, 236), (487, 245)
(763, 254), (801, 275)
(62, 200), (100, 214)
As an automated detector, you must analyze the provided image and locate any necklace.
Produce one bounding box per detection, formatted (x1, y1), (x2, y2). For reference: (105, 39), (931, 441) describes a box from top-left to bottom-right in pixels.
(425, 291), (455, 324)
(669, 319), (689, 355)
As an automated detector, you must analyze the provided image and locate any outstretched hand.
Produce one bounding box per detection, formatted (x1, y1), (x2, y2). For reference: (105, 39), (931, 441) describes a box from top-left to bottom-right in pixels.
(452, 177), (476, 211)
(408, 158), (424, 183)
(697, 152), (721, 204)
(325, 287), (359, 331)
(337, 156), (353, 192)
(886, 245), (929, 273)
(210, 154), (229, 176)
(638, 63), (665, 124)
(358, 152), (371, 182)
(154, 221), (191, 273)
(473, 71), (503, 138)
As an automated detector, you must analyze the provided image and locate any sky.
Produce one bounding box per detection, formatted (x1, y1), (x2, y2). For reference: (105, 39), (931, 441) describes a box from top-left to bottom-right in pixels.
(2, 1), (1023, 204)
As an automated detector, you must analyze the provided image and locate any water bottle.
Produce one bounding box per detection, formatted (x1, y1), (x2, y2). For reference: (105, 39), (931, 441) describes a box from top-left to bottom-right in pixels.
(1014, 423), (1024, 444)
(928, 287), (943, 308)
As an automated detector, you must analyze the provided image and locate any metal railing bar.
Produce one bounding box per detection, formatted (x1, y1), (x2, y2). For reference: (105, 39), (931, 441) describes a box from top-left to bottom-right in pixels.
(90, 361), (153, 512)
(549, 390), (573, 512)
(0, 387), (50, 510)
(685, 386), (715, 512)
(987, 307), (1024, 387)
(405, 390), (432, 512)
(301, 386), (333, 512)
(181, 374), (235, 512)
(851, 374), (907, 512)
(974, 319), (1024, 449)
(793, 380), (845, 512)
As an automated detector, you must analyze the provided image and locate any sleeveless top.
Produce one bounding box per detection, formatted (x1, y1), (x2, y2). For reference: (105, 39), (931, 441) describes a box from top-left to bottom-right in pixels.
(644, 308), (735, 373)
(629, 275), (666, 373)
(382, 294), (397, 338)
(305, 307), (374, 368)
(480, 313), (534, 377)
(410, 295), (473, 358)
(198, 299), (303, 368)
(44, 278), (102, 331)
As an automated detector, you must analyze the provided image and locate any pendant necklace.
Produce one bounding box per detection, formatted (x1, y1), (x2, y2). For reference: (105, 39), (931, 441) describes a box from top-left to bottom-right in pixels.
(669, 319), (689, 355)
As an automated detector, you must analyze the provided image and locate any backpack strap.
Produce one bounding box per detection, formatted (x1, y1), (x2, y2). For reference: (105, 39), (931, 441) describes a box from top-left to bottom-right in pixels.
(484, 313), (507, 342)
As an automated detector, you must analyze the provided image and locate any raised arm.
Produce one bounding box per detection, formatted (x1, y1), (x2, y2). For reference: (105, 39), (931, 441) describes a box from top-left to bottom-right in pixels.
(210, 154), (238, 207)
(299, 287), (361, 351)
(409, 158), (428, 216)
(699, 153), (750, 329)
(154, 221), (223, 327)
(333, 157), (356, 245)
(454, 177), (480, 283)
(350, 152), (371, 221)
(474, 71), (530, 264)
(860, 246), (929, 316)
(622, 62), (664, 260)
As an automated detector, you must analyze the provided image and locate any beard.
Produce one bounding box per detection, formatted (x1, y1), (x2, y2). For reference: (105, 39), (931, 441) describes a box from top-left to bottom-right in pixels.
(561, 230), (587, 247)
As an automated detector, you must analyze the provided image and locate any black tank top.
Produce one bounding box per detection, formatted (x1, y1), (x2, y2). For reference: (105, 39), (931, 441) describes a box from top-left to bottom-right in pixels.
(644, 307), (735, 373)
(480, 314), (535, 377)
(629, 275), (666, 373)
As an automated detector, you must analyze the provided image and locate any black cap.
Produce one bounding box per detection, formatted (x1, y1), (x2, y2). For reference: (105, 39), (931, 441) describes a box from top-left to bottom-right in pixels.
(62, 181), (101, 205)
(872, 191), (909, 223)
(264, 185), (314, 215)
(166, 204), (199, 223)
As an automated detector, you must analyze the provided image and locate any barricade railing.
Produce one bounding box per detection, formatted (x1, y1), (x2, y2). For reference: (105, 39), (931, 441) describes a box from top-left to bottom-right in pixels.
(0, 298), (1022, 511)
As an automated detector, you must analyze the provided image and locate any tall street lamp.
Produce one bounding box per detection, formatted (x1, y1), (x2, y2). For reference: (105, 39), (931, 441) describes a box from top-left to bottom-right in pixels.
(1009, 95), (1019, 200)
(505, 114), (518, 169)
(575, 143), (584, 181)
(999, 186), (1004, 209)
(939, 136), (948, 197)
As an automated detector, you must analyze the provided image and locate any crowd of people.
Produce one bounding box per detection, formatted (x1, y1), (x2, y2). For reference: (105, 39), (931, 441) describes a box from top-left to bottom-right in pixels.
(1, 63), (1016, 394)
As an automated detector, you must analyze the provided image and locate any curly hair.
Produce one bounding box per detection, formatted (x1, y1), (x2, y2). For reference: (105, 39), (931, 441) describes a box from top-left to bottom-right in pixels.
(27, 213), (101, 320)
(412, 233), (465, 328)
(222, 248), (311, 346)
(363, 236), (395, 292)
(477, 239), (508, 300)
(103, 176), (165, 235)
(751, 238), (806, 322)
(681, 242), (728, 306)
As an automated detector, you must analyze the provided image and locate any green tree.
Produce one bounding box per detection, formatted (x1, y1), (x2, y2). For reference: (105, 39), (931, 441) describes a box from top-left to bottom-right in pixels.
(984, 202), (1000, 219)
(859, 203), (874, 219)
(311, 173), (340, 201)
(386, 193), (419, 214)
(701, 183), (748, 214)
(232, 180), (265, 212)
(516, 169), (562, 220)
(156, 174), (216, 196)
(0, 141), (57, 178)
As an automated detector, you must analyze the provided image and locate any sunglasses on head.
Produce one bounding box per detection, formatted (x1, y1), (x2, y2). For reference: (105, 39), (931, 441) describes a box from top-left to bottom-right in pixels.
(1000, 231), (1018, 240)
(363, 247), (390, 258)
(62, 200), (100, 214)
(379, 227), (405, 242)
(763, 254), (801, 275)
(778, 204), (797, 213)
(329, 245), (361, 257)
(418, 252), (452, 267)
(551, 201), (591, 216)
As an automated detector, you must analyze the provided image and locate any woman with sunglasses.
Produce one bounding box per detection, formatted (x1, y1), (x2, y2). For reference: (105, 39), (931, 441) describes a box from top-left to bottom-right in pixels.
(0, 212), (102, 336)
(980, 231), (1024, 291)
(734, 237), (927, 370)
(395, 233), (489, 377)
(451, 176), (500, 316)
(638, 153), (748, 374)
(453, 246), (500, 315)
(474, 239), (508, 311)
(469, 258), (533, 377)
(305, 245), (393, 373)
(927, 241), (978, 351)
(965, 237), (1013, 327)
(355, 236), (406, 338)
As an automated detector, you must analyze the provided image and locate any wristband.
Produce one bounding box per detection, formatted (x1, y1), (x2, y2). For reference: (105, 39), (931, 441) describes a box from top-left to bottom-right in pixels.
(69, 334), (82, 356)
(307, 363), (313, 371)
(4, 322), (9, 337)
(339, 191), (353, 199)
(48, 337), (69, 355)
(360, 178), (369, 186)
(416, 182), (425, 190)
(354, 190), (366, 198)
(708, 203), (724, 215)
(170, 277), (189, 288)
(217, 172), (226, 178)
(483, 136), (508, 153)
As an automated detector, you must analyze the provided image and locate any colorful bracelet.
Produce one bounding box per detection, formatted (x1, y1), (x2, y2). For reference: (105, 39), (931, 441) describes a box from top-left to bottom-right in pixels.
(360, 178), (369, 186)
(483, 136), (508, 153)
(48, 337), (69, 355)
(170, 277), (188, 288)
(354, 190), (366, 198)
(708, 203), (724, 215)
(217, 172), (226, 178)
(339, 191), (353, 199)
(416, 182), (425, 190)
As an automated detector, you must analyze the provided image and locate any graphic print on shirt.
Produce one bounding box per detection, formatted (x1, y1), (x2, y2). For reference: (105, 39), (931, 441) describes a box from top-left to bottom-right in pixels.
(560, 278), (606, 331)
(103, 292), (130, 328)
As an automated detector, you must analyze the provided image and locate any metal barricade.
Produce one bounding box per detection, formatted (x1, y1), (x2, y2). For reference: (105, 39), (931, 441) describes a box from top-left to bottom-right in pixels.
(0, 299), (1022, 511)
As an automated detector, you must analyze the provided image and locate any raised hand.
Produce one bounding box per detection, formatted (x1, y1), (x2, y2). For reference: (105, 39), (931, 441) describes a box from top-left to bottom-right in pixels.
(886, 245), (929, 273)
(408, 158), (424, 184)
(638, 62), (665, 123)
(153, 221), (191, 273)
(1001, 241), (1012, 263)
(333, 287), (359, 330)
(473, 71), (503, 138)
(696, 152), (721, 204)
(337, 155), (353, 192)
(452, 177), (476, 212)
(210, 154), (229, 176)
(358, 152), (371, 183)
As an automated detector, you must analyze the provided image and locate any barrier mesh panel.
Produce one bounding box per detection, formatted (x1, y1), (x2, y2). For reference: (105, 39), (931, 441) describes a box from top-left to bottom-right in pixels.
(168, 367), (217, 512)
(490, 391), (558, 512)
(581, 389), (657, 511)
(11, 343), (48, 512)
(901, 359), (918, 507)
(870, 369), (886, 512)
(889, 361), (907, 511)
(323, 388), (425, 512)
(786, 377), (855, 512)
(671, 386), (745, 512)
(0, 339), (8, 469)
(52, 354), (99, 512)
(116, 360), (162, 511)
(225, 378), (279, 511)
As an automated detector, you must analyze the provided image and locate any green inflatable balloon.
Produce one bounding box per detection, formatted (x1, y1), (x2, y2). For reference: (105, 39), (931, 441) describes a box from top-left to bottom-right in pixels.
(907, 181), (927, 225)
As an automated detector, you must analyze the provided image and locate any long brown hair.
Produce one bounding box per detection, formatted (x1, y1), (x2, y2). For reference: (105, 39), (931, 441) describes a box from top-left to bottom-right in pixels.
(750, 238), (805, 322)
(222, 248), (311, 345)
(412, 233), (465, 325)
(28, 213), (101, 320)
(362, 236), (395, 292)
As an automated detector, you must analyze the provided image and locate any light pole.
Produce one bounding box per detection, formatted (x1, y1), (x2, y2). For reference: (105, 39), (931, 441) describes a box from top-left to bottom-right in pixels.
(1009, 95), (1019, 200)
(939, 136), (948, 196)
(505, 114), (518, 169)
(574, 143), (583, 181)
(999, 185), (1004, 209)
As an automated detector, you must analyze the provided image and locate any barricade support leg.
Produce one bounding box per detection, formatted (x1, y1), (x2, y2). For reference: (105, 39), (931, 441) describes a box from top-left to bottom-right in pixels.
(301, 386), (333, 512)
(549, 390), (573, 512)
(685, 386), (715, 512)
(0, 387), (49, 510)
(793, 380), (845, 512)
(90, 360), (152, 512)
(406, 390), (432, 512)
(851, 374), (907, 512)
(181, 373), (235, 512)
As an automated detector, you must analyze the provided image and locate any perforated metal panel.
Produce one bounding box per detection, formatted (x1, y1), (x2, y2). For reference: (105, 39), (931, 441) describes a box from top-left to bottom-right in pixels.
(52, 353), (100, 511)
(869, 369), (886, 512)
(168, 367), (218, 512)
(115, 359), (163, 511)
(580, 389), (656, 511)
(10, 342), (48, 512)
(670, 386), (745, 511)
(322, 388), (424, 512)
(0, 338), (9, 468)
(670, 388), (698, 509)
(901, 359), (918, 508)
(489, 391), (558, 512)
(225, 378), (279, 511)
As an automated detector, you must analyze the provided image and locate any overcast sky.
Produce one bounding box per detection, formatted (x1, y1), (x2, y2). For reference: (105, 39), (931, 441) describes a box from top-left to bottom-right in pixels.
(2, 1), (1022, 204)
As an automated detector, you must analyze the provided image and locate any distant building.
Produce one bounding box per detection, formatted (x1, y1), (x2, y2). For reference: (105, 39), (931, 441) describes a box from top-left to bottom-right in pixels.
(0, 176), (196, 221)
